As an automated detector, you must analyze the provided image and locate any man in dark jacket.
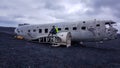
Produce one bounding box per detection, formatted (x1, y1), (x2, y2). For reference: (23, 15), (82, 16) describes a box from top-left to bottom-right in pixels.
(48, 26), (57, 36)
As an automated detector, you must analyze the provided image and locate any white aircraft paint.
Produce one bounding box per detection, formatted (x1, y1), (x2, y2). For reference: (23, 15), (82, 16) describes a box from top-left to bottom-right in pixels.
(15, 20), (118, 43)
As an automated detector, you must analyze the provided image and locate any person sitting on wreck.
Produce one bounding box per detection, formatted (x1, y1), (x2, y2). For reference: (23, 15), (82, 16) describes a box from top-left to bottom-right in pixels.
(48, 25), (58, 37)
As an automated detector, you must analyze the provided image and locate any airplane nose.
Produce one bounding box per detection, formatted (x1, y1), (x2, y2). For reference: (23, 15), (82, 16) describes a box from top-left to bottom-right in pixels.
(114, 28), (118, 39)
(108, 27), (118, 39)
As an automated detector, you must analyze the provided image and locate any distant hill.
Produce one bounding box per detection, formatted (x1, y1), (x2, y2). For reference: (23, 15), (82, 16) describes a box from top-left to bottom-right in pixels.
(0, 26), (15, 34)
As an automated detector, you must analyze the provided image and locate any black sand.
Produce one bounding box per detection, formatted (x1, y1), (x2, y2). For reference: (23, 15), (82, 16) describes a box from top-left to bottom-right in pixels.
(0, 27), (120, 68)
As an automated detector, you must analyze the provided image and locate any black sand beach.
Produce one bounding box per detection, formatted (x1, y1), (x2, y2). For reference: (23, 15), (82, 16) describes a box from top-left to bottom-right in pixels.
(0, 27), (120, 68)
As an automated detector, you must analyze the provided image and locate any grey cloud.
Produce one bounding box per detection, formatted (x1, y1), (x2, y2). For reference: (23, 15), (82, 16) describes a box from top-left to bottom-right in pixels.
(42, 0), (61, 9)
(92, 0), (120, 8)
(86, 0), (120, 18)
(0, 16), (19, 27)
(44, 3), (64, 10)
(0, 6), (10, 10)
(0, 0), (120, 28)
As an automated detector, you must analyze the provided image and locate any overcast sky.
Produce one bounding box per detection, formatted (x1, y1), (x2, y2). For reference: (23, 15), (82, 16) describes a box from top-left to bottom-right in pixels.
(0, 0), (120, 32)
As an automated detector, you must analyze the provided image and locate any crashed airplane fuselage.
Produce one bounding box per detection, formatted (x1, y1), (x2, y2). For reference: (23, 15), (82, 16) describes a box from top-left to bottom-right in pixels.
(14, 20), (118, 47)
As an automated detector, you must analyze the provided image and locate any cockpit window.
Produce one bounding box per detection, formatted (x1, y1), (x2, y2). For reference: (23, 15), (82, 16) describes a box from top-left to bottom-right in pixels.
(105, 22), (110, 24)
(105, 21), (116, 25)
(111, 22), (116, 24)
(96, 24), (100, 27)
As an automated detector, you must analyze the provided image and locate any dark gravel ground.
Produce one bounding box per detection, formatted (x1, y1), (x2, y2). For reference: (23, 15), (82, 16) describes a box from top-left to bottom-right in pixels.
(0, 27), (120, 68)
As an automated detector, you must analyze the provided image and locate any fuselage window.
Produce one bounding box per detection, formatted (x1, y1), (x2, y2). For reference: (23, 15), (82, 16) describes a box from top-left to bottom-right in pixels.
(28, 30), (30, 32)
(83, 21), (85, 23)
(81, 26), (86, 30)
(45, 29), (48, 33)
(65, 27), (69, 30)
(73, 27), (77, 30)
(33, 29), (36, 32)
(39, 29), (42, 33)
(96, 24), (100, 27)
(58, 28), (61, 31)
